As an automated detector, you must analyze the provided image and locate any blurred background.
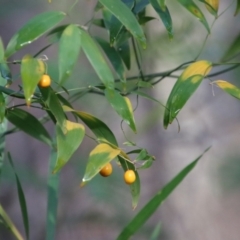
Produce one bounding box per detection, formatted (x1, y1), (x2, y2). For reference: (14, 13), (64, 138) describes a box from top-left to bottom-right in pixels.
(1, 0), (240, 239)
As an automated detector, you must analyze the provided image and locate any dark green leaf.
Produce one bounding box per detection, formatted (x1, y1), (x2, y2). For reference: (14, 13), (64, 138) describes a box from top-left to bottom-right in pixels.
(21, 55), (45, 106)
(99, 0), (147, 48)
(80, 29), (115, 89)
(177, 0), (210, 33)
(117, 147), (210, 240)
(5, 11), (66, 58)
(59, 24), (81, 84)
(95, 37), (126, 83)
(105, 89), (136, 132)
(150, 1), (173, 39)
(6, 108), (52, 146)
(46, 150), (59, 240)
(133, 0), (149, 13)
(82, 143), (120, 184)
(117, 40), (131, 70)
(8, 153), (29, 240)
(0, 92), (5, 123)
(138, 16), (156, 25)
(53, 120), (85, 173)
(39, 87), (66, 129)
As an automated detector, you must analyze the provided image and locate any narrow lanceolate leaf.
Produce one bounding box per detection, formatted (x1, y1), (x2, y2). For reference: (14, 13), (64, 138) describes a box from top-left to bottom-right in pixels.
(99, 0), (147, 48)
(105, 89), (137, 133)
(82, 143), (120, 184)
(8, 153), (29, 240)
(6, 108), (52, 146)
(0, 92), (5, 123)
(63, 106), (140, 208)
(150, 0), (173, 39)
(0, 38), (12, 84)
(117, 147), (210, 240)
(80, 29), (114, 89)
(164, 60), (212, 129)
(222, 33), (240, 61)
(20, 55), (45, 106)
(46, 150), (59, 240)
(159, 0), (166, 10)
(203, 0), (219, 17)
(39, 87), (66, 130)
(59, 24), (81, 84)
(235, 0), (240, 16)
(53, 120), (85, 173)
(95, 37), (126, 83)
(177, 0), (210, 33)
(212, 80), (240, 100)
(0, 204), (24, 240)
(5, 11), (66, 58)
(117, 40), (131, 70)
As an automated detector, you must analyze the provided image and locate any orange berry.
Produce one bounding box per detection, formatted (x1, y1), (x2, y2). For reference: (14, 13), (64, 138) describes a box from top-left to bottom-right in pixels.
(124, 170), (136, 184)
(99, 163), (112, 177)
(38, 74), (51, 88)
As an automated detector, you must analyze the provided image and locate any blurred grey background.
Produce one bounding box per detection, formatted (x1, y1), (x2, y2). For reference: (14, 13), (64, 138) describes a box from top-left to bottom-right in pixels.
(1, 0), (240, 239)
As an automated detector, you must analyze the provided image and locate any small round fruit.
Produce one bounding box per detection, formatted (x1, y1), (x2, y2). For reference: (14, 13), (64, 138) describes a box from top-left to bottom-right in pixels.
(38, 74), (51, 88)
(124, 170), (136, 184)
(99, 163), (113, 177)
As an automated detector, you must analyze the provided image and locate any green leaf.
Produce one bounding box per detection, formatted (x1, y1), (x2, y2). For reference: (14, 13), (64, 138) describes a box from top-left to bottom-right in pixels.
(0, 92), (5, 123)
(138, 16), (156, 25)
(80, 29), (115, 89)
(212, 80), (240, 100)
(117, 147), (210, 240)
(177, 0), (210, 33)
(5, 11), (66, 58)
(163, 60), (212, 129)
(159, 0), (166, 10)
(46, 149), (59, 240)
(95, 37), (126, 83)
(235, 0), (240, 16)
(117, 40), (131, 70)
(104, 0), (134, 46)
(8, 153), (29, 240)
(81, 143), (120, 184)
(222, 33), (240, 61)
(62, 106), (140, 208)
(53, 120), (85, 173)
(99, 0), (147, 48)
(59, 24), (81, 84)
(105, 89), (137, 133)
(39, 87), (66, 129)
(150, 0), (173, 39)
(133, 0), (149, 13)
(21, 55), (45, 106)
(150, 222), (162, 240)
(0, 38), (12, 84)
(6, 108), (52, 146)
(0, 204), (24, 240)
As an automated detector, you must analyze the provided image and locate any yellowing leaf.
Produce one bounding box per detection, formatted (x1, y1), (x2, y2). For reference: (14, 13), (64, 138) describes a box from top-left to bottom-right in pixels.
(53, 120), (85, 173)
(163, 60), (212, 129)
(21, 55), (45, 106)
(205, 0), (219, 17)
(82, 143), (120, 184)
(181, 60), (212, 80)
(212, 80), (240, 99)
